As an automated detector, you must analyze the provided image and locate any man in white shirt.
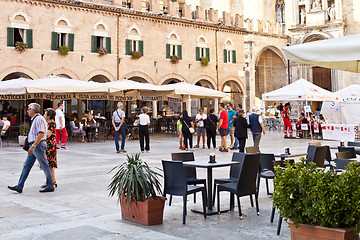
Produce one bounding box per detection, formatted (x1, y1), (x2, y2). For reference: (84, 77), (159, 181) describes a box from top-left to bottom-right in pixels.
(138, 106), (151, 153)
(195, 108), (207, 148)
(55, 102), (68, 150)
(1, 114), (10, 136)
(112, 102), (126, 153)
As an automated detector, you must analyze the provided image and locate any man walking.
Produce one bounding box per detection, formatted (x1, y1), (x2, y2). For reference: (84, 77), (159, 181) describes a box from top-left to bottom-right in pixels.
(248, 108), (266, 151)
(218, 103), (229, 152)
(227, 103), (237, 149)
(283, 102), (293, 138)
(195, 108), (207, 148)
(112, 102), (127, 153)
(8, 103), (54, 193)
(55, 102), (68, 149)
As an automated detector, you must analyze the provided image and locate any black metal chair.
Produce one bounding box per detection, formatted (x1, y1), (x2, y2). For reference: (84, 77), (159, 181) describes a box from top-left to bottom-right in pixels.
(306, 145), (328, 168)
(212, 152), (247, 207)
(347, 141), (360, 155)
(338, 146), (357, 158)
(162, 160), (207, 224)
(171, 152), (206, 205)
(335, 151), (352, 159)
(335, 158), (357, 169)
(217, 153), (260, 219)
(257, 153), (276, 196)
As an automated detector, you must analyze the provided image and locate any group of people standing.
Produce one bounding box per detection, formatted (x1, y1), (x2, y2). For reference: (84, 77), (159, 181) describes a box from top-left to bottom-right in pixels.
(177, 103), (266, 152)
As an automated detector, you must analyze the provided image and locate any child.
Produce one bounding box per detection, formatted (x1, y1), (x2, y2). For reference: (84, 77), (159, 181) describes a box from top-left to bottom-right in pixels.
(177, 113), (184, 150)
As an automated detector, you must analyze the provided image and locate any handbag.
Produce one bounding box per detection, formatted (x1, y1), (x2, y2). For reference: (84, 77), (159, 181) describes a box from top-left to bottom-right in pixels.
(183, 119), (195, 133)
(23, 115), (38, 152)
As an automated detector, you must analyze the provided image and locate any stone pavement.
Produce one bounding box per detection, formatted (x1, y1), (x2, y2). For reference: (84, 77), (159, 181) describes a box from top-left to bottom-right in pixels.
(0, 131), (339, 240)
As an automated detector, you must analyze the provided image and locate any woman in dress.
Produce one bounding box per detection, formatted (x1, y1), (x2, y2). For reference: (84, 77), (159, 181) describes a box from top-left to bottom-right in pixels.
(180, 110), (195, 151)
(44, 108), (57, 187)
(234, 109), (250, 153)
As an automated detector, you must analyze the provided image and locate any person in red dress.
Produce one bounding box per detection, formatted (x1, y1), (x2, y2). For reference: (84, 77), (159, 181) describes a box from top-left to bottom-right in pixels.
(283, 102), (293, 138)
(43, 108), (58, 187)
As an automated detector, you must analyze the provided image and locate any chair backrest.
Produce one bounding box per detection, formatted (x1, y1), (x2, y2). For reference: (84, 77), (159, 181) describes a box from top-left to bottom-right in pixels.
(162, 160), (187, 196)
(229, 152), (246, 179)
(338, 146), (356, 158)
(347, 141), (360, 147)
(236, 153), (260, 196)
(336, 151), (352, 159)
(259, 153), (275, 172)
(246, 146), (259, 153)
(335, 158), (356, 170)
(171, 152), (196, 179)
(306, 145), (328, 168)
(309, 142), (321, 146)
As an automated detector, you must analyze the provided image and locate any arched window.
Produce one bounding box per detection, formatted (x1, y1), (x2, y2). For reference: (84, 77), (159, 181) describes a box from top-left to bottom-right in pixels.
(8, 10), (33, 48)
(91, 20), (111, 54)
(125, 25), (143, 56)
(51, 16), (74, 51)
(166, 32), (182, 60)
(276, 0), (285, 33)
(224, 39), (236, 64)
(196, 36), (210, 62)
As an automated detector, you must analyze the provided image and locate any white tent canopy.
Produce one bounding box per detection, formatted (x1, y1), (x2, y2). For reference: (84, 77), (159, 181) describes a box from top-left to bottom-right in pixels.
(282, 34), (360, 73)
(336, 84), (360, 101)
(162, 82), (227, 98)
(262, 78), (339, 102)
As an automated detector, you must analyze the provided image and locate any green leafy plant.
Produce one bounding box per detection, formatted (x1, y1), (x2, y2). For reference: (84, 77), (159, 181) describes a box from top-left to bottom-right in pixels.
(19, 122), (30, 136)
(130, 51), (142, 60)
(15, 41), (28, 53)
(108, 153), (162, 203)
(58, 46), (70, 56)
(97, 47), (107, 56)
(200, 56), (209, 66)
(273, 158), (360, 229)
(170, 55), (180, 64)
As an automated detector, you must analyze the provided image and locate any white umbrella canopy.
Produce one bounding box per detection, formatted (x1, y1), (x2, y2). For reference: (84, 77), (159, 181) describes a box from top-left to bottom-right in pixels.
(162, 82), (227, 98)
(0, 78), (32, 94)
(282, 34), (360, 73)
(105, 80), (173, 94)
(336, 84), (360, 101)
(262, 78), (339, 102)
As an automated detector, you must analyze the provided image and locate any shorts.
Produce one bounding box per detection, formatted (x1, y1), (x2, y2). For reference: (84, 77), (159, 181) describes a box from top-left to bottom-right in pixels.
(179, 130), (183, 140)
(228, 126), (234, 135)
(197, 127), (206, 134)
(219, 127), (228, 137)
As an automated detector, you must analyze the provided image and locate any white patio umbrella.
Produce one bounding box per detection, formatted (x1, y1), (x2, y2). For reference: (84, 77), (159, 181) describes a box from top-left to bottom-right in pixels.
(262, 78), (339, 102)
(0, 78), (32, 95)
(105, 79), (173, 96)
(282, 34), (360, 73)
(162, 82), (227, 98)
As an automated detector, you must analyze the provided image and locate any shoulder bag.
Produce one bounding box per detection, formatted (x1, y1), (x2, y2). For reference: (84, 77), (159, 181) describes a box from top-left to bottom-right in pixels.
(183, 119), (195, 134)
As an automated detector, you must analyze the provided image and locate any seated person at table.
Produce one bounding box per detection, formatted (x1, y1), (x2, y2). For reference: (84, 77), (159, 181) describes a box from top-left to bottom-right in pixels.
(296, 113), (308, 138)
(70, 116), (86, 143)
(85, 114), (97, 142)
(1, 114), (11, 136)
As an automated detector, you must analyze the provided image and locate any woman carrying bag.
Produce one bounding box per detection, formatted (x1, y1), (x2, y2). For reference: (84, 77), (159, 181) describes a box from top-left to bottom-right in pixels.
(180, 110), (195, 151)
(205, 108), (218, 149)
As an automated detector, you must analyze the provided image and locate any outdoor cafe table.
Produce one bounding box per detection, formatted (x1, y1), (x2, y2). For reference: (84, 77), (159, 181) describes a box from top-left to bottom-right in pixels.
(182, 160), (241, 215)
(274, 152), (308, 161)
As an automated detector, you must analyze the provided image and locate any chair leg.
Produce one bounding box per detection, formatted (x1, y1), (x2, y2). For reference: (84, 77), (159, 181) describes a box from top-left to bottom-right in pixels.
(201, 189), (207, 219)
(169, 195), (173, 206)
(212, 183), (216, 206)
(230, 193), (234, 211)
(237, 196), (242, 219)
(265, 179), (270, 195)
(270, 206), (276, 223)
(255, 192), (260, 215)
(249, 194), (254, 208)
(277, 212), (282, 235)
(194, 192), (196, 203)
(183, 195), (187, 224)
(217, 189), (220, 214)
(257, 175), (261, 195)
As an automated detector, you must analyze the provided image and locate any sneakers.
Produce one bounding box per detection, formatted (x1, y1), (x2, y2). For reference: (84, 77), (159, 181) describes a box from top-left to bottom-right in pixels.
(230, 147), (238, 150)
(229, 145), (233, 148)
(220, 148), (229, 152)
(61, 145), (69, 150)
(194, 145), (199, 148)
(146, 150), (150, 153)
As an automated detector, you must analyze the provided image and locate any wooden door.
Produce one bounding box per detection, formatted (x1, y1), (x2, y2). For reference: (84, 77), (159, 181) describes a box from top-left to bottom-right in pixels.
(312, 67), (332, 91)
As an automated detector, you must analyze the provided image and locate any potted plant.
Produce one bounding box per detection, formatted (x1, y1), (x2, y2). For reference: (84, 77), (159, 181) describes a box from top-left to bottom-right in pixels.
(273, 159), (360, 240)
(130, 51), (142, 60)
(108, 153), (166, 225)
(97, 47), (107, 56)
(15, 41), (28, 53)
(18, 122), (30, 146)
(58, 46), (70, 56)
(170, 55), (180, 64)
(200, 56), (209, 66)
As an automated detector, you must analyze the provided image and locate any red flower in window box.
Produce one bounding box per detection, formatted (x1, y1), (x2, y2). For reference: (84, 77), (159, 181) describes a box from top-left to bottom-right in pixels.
(15, 41), (28, 53)
(131, 51), (142, 60)
(170, 55), (180, 64)
(97, 47), (107, 56)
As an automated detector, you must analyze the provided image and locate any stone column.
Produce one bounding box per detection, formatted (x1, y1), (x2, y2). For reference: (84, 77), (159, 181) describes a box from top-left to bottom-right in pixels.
(182, 3), (192, 19)
(78, 100), (83, 120)
(292, 0), (300, 25)
(152, 101), (157, 118)
(305, 0), (311, 12)
(196, 6), (205, 21)
(208, 8), (218, 23)
(214, 98), (219, 115)
(242, 95), (247, 113)
(223, 11), (230, 25)
(321, 0), (328, 11)
(335, 0), (342, 20)
(186, 96), (192, 116)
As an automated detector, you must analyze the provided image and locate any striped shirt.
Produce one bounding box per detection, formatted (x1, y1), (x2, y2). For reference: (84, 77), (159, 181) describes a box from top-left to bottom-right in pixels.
(28, 113), (48, 142)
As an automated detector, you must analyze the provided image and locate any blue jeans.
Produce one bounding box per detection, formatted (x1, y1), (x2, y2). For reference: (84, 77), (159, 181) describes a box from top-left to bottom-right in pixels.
(234, 137), (239, 148)
(16, 141), (54, 190)
(114, 123), (126, 151)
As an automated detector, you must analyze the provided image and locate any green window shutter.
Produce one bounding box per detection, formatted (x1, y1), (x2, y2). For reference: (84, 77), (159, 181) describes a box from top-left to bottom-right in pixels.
(196, 47), (200, 61)
(26, 29), (33, 48)
(106, 37), (111, 54)
(91, 35), (97, 53)
(206, 48), (210, 62)
(224, 49), (227, 63)
(177, 45), (182, 60)
(166, 44), (170, 59)
(51, 32), (58, 50)
(139, 40), (144, 56)
(7, 27), (14, 47)
(68, 33), (74, 51)
(232, 50), (236, 63)
(125, 39), (131, 55)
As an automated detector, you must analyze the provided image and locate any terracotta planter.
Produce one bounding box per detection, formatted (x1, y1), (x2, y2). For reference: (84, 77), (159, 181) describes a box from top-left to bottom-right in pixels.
(288, 221), (358, 240)
(120, 196), (166, 226)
